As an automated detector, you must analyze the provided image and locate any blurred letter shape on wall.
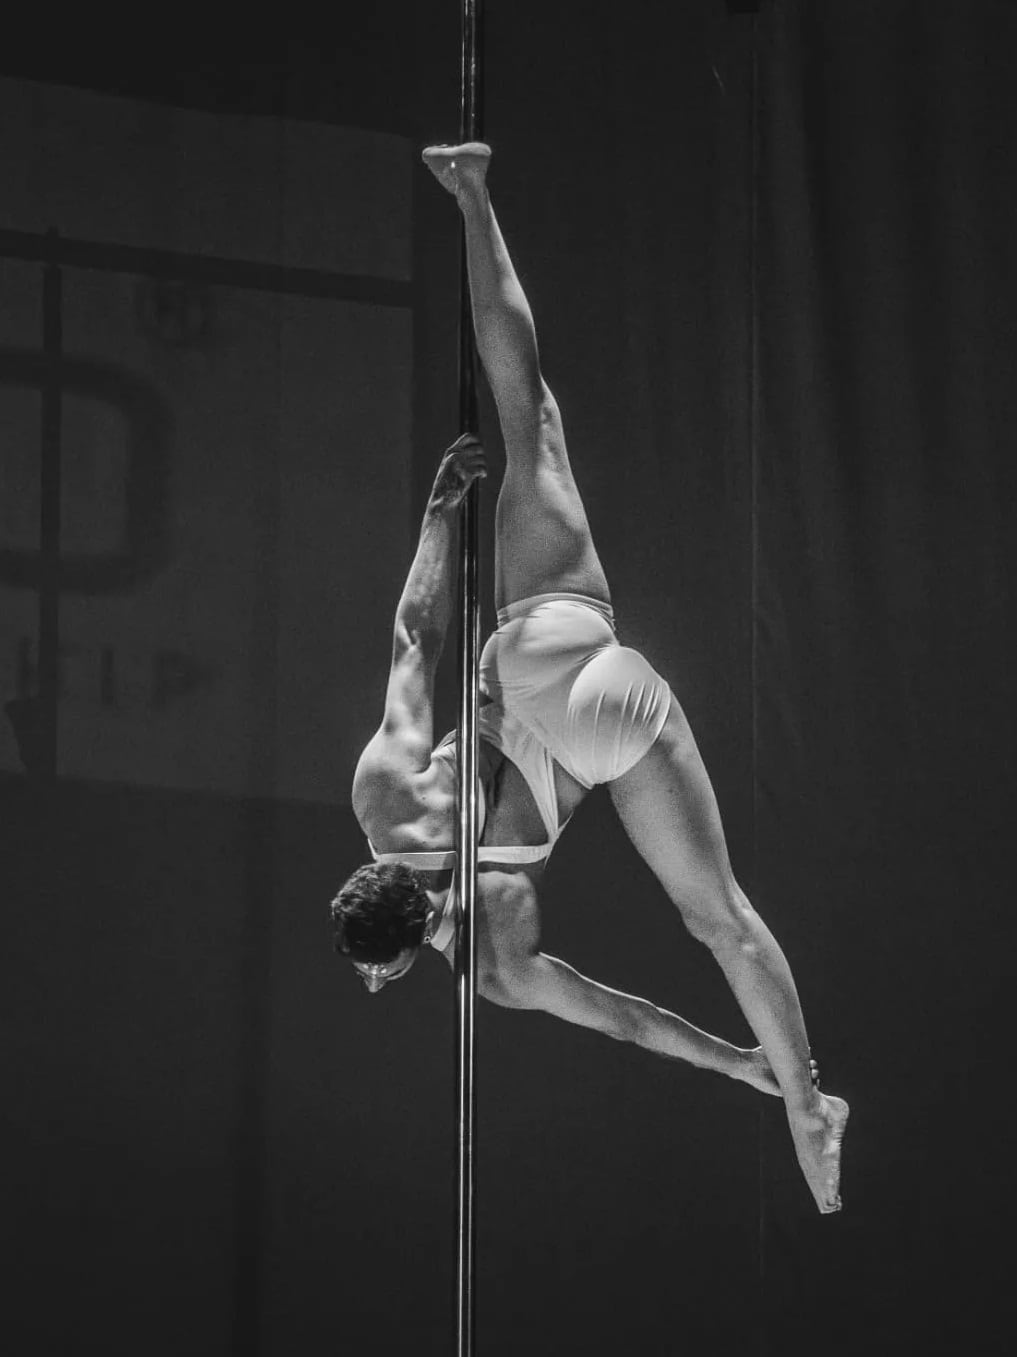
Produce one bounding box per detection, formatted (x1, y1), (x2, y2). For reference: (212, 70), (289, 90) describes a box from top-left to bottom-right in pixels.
(0, 78), (413, 803)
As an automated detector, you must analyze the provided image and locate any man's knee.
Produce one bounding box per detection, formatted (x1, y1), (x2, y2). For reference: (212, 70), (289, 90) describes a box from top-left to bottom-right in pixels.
(494, 369), (548, 433)
(498, 382), (563, 458)
(680, 882), (757, 955)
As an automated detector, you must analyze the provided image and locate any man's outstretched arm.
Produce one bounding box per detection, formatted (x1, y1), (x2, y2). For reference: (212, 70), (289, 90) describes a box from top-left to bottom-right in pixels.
(494, 948), (778, 1096)
(353, 436), (487, 802)
(473, 873), (781, 1096)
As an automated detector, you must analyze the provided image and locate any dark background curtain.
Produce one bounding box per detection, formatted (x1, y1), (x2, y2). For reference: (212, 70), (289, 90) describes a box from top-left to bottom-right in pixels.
(1, 3), (1012, 1353)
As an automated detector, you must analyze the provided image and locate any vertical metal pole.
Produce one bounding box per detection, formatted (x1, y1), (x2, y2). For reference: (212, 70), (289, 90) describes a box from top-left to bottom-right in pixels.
(747, 16), (768, 1351)
(38, 231), (63, 784)
(455, 3), (484, 1356)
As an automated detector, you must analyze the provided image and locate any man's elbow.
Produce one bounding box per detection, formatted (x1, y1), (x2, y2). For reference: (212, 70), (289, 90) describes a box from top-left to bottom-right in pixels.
(478, 959), (540, 1011)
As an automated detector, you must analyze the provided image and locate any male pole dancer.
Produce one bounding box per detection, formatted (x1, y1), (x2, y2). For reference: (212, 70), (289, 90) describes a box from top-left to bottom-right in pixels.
(334, 143), (848, 1213)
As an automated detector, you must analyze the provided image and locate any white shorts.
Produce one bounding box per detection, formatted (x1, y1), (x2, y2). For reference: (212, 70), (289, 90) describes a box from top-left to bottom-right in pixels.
(480, 592), (672, 790)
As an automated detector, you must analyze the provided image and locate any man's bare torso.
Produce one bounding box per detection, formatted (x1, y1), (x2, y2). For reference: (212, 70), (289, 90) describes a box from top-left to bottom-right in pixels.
(359, 719), (587, 866)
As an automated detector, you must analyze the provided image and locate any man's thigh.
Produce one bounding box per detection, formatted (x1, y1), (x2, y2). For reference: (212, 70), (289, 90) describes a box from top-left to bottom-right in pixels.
(494, 395), (610, 609)
(607, 696), (739, 913)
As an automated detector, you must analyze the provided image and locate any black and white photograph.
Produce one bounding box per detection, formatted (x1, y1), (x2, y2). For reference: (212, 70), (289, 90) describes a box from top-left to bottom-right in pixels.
(1, 3), (1012, 1353)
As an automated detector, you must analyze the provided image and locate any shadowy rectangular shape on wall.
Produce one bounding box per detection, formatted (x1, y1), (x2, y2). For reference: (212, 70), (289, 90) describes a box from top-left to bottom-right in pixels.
(0, 77), (414, 804)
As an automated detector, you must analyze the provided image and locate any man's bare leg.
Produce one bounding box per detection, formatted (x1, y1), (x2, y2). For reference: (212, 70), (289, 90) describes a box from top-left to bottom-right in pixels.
(609, 699), (849, 1213)
(422, 142), (610, 610)
(423, 143), (848, 1213)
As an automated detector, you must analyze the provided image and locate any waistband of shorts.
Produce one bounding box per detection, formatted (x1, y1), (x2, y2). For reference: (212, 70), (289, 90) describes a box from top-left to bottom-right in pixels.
(496, 591), (615, 629)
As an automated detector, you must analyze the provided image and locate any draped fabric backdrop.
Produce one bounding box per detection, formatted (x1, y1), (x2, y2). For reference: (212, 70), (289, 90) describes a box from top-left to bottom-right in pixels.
(1, 4), (1012, 1354)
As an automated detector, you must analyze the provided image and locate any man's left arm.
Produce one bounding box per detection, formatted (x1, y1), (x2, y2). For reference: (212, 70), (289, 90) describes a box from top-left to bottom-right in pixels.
(474, 874), (780, 1096)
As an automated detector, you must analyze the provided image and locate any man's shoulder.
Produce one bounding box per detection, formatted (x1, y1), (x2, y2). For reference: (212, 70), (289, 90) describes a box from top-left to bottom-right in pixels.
(352, 739), (452, 841)
(352, 751), (411, 832)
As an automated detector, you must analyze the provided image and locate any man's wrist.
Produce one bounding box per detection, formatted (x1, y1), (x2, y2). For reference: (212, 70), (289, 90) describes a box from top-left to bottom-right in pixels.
(425, 493), (459, 520)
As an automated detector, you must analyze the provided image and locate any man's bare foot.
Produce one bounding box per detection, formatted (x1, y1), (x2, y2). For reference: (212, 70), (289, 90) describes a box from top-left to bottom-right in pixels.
(787, 1093), (850, 1214)
(422, 142), (492, 200)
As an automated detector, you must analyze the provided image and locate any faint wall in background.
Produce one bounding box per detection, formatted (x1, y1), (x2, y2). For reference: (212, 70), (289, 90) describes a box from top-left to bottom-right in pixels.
(0, 77), (413, 802)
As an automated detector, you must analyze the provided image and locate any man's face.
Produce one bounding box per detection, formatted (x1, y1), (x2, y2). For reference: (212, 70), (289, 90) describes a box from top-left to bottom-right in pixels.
(352, 947), (419, 993)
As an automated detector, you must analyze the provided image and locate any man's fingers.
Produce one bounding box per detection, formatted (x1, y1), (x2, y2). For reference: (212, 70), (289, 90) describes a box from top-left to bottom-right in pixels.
(455, 448), (487, 480)
(459, 464), (487, 489)
(437, 434), (487, 504)
(448, 432), (483, 452)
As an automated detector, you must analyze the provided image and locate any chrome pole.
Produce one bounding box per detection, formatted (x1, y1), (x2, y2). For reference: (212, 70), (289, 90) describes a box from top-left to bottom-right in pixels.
(455, 3), (483, 1355)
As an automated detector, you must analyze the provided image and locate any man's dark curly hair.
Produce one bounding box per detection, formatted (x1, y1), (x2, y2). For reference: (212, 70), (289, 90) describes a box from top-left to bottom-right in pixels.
(330, 862), (430, 964)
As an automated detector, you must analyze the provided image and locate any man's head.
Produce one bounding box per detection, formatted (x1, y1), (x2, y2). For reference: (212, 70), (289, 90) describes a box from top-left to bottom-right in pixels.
(330, 862), (432, 993)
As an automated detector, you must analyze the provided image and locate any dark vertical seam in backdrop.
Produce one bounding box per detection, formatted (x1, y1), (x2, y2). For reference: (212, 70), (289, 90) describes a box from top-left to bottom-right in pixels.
(39, 232), (63, 784)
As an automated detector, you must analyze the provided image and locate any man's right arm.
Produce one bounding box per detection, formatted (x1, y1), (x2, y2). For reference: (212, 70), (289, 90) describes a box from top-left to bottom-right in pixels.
(353, 436), (487, 813)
